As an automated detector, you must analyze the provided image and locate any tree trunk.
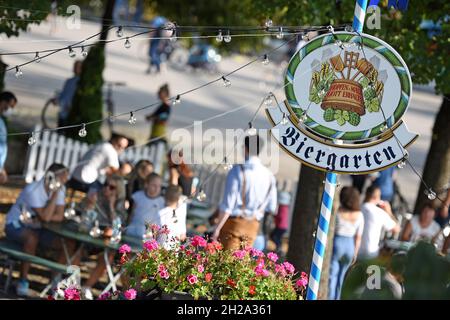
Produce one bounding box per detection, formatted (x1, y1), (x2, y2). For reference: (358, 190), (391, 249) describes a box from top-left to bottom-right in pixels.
(99, 0), (116, 46)
(414, 94), (450, 214)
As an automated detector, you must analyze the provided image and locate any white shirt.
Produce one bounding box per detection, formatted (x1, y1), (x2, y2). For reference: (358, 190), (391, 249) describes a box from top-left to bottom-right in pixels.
(6, 179), (66, 226)
(126, 191), (164, 238)
(71, 142), (119, 184)
(359, 202), (397, 259)
(335, 211), (364, 238)
(409, 215), (441, 242)
(159, 198), (187, 249)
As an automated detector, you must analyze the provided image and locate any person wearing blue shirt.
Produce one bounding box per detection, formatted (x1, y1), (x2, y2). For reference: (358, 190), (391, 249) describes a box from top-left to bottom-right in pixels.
(0, 91), (18, 184)
(372, 167), (395, 203)
(52, 60), (82, 128)
(212, 134), (277, 250)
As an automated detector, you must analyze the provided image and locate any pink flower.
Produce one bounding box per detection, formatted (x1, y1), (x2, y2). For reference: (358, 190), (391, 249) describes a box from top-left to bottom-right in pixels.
(159, 270), (170, 279)
(187, 274), (198, 285)
(118, 244), (131, 254)
(275, 264), (287, 276)
(64, 286), (80, 300)
(296, 276), (308, 288)
(205, 273), (212, 282)
(97, 292), (111, 300)
(267, 252), (279, 262)
(301, 271), (308, 278)
(254, 265), (269, 277)
(283, 262), (295, 274)
(250, 248), (264, 257)
(124, 288), (137, 300)
(150, 224), (160, 233)
(191, 235), (207, 247)
(232, 250), (247, 260)
(158, 264), (166, 272)
(180, 245), (186, 251)
(160, 225), (170, 235)
(143, 240), (159, 251)
(197, 265), (204, 273)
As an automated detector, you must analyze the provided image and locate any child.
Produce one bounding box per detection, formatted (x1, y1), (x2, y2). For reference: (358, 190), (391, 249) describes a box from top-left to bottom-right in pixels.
(126, 173), (164, 238)
(158, 185), (187, 249)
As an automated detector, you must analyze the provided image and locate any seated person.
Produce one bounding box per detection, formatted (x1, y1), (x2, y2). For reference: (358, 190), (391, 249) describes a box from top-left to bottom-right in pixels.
(358, 185), (400, 260)
(401, 203), (441, 243)
(68, 134), (129, 193)
(159, 185), (187, 249)
(79, 175), (127, 299)
(5, 163), (76, 296)
(125, 173), (164, 238)
(126, 159), (154, 202)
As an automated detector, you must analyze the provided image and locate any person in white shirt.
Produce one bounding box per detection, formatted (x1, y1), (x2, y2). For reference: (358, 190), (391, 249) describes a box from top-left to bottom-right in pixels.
(69, 134), (129, 192)
(159, 185), (187, 249)
(401, 203), (441, 243)
(5, 163), (75, 296)
(359, 185), (400, 260)
(125, 173), (164, 238)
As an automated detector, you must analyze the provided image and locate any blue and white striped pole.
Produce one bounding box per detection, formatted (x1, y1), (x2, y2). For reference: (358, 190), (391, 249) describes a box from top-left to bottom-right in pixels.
(306, 0), (368, 300)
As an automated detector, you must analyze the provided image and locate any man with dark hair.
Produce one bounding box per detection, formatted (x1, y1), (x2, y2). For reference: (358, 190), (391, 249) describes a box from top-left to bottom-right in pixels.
(5, 163), (72, 296)
(359, 184), (400, 259)
(212, 134), (277, 250)
(0, 91), (18, 184)
(69, 134), (129, 192)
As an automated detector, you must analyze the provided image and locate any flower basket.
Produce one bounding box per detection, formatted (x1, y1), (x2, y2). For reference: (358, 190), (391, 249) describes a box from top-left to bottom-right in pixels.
(119, 224), (308, 300)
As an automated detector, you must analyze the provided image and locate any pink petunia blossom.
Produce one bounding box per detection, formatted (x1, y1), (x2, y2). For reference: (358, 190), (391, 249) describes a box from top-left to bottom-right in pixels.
(187, 274), (198, 285)
(124, 288), (137, 300)
(118, 244), (131, 254)
(275, 264), (287, 276)
(158, 264), (166, 272)
(249, 248), (264, 258)
(301, 271), (308, 278)
(205, 273), (213, 282)
(283, 262), (295, 274)
(197, 265), (205, 273)
(159, 270), (170, 279)
(64, 286), (80, 300)
(296, 276), (308, 288)
(254, 265), (270, 277)
(191, 235), (207, 247)
(267, 252), (279, 262)
(232, 250), (247, 260)
(143, 240), (159, 251)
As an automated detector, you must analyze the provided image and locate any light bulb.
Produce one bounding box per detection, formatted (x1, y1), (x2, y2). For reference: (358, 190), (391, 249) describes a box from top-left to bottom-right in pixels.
(427, 189), (436, 200)
(276, 27), (284, 39)
(280, 113), (289, 125)
(299, 113), (308, 123)
(124, 38), (131, 49)
(68, 46), (76, 58)
(28, 132), (37, 146)
(79, 124), (87, 137)
(224, 30), (231, 43)
(262, 54), (269, 65)
(247, 122), (257, 136)
(216, 30), (223, 42)
(397, 160), (406, 169)
(116, 26), (123, 37)
(196, 190), (207, 202)
(172, 95), (181, 105)
(128, 112), (137, 124)
(264, 94), (273, 106)
(15, 66), (23, 78)
(265, 19), (273, 28)
(34, 52), (41, 63)
(380, 123), (388, 132)
(222, 76), (231, 87)
(81, 46), (87, 57)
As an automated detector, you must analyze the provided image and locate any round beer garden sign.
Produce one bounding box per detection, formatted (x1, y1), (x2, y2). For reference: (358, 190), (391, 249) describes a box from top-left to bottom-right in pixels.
(266, 31), (418, 174)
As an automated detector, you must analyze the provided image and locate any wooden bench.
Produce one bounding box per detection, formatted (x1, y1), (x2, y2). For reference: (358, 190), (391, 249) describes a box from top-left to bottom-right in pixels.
(0, 239), (69, 295)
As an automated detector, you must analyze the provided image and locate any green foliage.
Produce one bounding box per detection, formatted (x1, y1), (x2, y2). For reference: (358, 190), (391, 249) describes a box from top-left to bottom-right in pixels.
(247, 0), (450, 94)
(334, 109), (350, 126)
(348, 111), (361, 126)
(66, 44), (104, 144)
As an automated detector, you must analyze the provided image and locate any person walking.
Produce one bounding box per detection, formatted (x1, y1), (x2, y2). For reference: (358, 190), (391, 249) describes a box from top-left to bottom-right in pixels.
(328, 186), (364, 300)
(0, 91), (18, 184)
(211, 134), (277, 250)
(146, 84), (171, 145)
